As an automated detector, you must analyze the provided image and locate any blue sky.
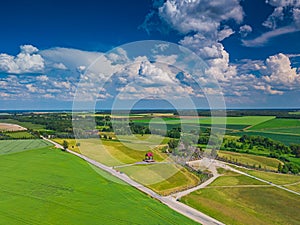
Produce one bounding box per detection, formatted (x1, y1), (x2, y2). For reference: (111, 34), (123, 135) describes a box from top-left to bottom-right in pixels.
(0, 0), (300, 110)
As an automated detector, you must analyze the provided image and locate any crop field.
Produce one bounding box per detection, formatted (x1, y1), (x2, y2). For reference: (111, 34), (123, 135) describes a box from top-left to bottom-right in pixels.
(209, 169), (264, 186)
(53, 136), (168, 166)
(249, 118), (300, 131)
(118, 163), (200, 196)
(53, 137), (200, 195)
(181, 186), (300, 225)
(181, 169), (300, 225)
(230, 131), (300, 145)
(133, 116), (274, 127)
(5, 131), (35, 139)
(0, 147), (198, 225)
(243, 169), (300, 186)
(0, 139), (52, 155)
(217, 151), (282, 171)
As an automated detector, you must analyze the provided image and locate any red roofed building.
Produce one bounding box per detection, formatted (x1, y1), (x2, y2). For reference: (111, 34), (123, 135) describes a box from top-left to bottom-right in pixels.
(144, 152), (154, 162)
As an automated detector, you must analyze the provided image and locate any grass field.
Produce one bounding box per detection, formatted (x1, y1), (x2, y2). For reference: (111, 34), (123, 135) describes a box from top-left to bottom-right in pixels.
(284, 183), (300, 193)
(218, 150), (282, 170)
(53, 137), (200, 195)
(181, 186), (300, 225)
(0, 147), (198, 225)
(133, 116), (274, 127)
(249, 118), (300, 131)
(230, 131), (300, 145)
(5, 131), (35, 139)
(0, 139), (52, 155)
(118, 163), (200, 196)
(180, 167), (300, 224)
(243, 169), (300, 185)
(53, 136), (169, 166)
(210, 169), (265, 186)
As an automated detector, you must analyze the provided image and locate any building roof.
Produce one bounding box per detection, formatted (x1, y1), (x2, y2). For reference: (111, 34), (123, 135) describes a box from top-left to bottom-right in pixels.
(146, 152), (153, 156)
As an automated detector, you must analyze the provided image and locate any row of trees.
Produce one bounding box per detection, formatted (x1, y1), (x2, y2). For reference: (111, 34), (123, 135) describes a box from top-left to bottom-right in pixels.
(239, 135), (290, 154)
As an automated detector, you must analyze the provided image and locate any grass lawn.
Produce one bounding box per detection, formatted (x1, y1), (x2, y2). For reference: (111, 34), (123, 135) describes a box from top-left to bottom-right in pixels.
(0, 147), (198, 225)
(118, 163), (200, 196)
(218, 150), (282, 171)
(0, 139), (52, 155)
(181, 186), (300, 225)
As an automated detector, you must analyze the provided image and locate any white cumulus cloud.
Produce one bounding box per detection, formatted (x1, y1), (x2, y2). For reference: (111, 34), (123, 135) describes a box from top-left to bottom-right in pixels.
(0, 45), (44, 74)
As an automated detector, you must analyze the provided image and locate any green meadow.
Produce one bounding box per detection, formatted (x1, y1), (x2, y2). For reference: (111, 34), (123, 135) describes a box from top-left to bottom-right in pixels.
(0, 146), (198, 225)
(0, 139), (52, 155)
(181, 169), (300, 225)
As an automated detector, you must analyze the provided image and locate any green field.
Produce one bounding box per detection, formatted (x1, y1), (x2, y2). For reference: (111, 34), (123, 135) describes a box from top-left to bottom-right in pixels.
(209, 169), (265, 186)
(181, 186), (300, 225)
(5, 131), (35, 139)
(0, 139), (52, 155)
(133, 116), (274, 128)
(118, 163), (200, 196)
(230, 131), (300, 145)
(180, 167), (300, 225)
(243, 169), (300, 185)
(53, 136), (168, 166)
(218, 150), (283, 170)
(284, 183), (300, 193)
(0, 147), (198, 225)
(249, 118), (300, 131)
(54, 138), (200, 195)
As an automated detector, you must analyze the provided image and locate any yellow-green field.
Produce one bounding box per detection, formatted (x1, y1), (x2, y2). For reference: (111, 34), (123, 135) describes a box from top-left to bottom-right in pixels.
(53, 137), (200, 195)
(181, 169), (300, 225)
(284, 182), (300, 193)
(53, 135), (169, 166)
(118, 163), (200, 196)
(218, 150), (283, 171)
(244, 169), (300, 186)
(209, 169), (265, 186)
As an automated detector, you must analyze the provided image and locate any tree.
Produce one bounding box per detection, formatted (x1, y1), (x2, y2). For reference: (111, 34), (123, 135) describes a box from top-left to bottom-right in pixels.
(62, 140), (68, 151)
(168, 139), (179, 149)
(278, 163), (282, 172)
(290, 144), (300, 158)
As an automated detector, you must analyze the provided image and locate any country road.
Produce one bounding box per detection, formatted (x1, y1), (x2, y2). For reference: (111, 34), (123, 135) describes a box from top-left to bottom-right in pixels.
(43, 137), (224, 225)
